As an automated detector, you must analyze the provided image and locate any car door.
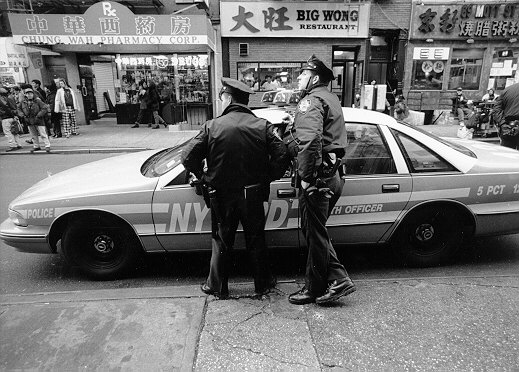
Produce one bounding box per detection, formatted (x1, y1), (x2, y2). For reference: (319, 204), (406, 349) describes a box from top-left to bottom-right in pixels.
(328, 123), (413, 244)
(152, 162), (300, 251)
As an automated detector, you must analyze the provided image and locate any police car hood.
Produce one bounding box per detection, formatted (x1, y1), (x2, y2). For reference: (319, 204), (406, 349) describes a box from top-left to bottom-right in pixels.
(448, 138), (519, 173)
(11, 150), (161, 207)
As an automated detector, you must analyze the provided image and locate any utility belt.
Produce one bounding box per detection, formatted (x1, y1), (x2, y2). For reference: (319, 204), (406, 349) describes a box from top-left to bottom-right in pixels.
(192, 180), (267, 207)
(290, 153), (344, 189)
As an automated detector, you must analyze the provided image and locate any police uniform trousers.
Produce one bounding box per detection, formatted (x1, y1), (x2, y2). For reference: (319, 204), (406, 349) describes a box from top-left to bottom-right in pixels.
(207, 188), (274, 295)
(300, 172), (349, 296)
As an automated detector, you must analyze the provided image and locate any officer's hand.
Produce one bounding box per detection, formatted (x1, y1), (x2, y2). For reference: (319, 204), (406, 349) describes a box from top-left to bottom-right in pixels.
(282, 114), (294, 126)
(301, 180), (310, 190)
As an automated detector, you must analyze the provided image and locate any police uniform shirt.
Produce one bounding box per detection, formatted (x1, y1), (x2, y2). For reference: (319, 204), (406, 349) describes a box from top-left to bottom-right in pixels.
(181, 103), (288, 190)
(294, 85), (347, 184)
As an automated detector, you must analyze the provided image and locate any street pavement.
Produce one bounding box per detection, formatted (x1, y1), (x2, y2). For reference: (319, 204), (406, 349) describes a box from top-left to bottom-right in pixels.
(1, 116), (515, 370)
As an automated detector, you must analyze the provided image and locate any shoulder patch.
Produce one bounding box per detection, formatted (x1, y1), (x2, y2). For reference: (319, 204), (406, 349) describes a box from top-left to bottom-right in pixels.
(297, 99), (312, 114)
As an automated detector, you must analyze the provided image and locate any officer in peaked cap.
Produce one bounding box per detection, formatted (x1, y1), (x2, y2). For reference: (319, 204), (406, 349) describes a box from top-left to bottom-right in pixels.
(287, 55), (356, 306)
(181, 77), (289, 299)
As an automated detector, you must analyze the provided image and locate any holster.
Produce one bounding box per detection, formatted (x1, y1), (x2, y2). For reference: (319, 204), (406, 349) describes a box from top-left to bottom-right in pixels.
(291, 159), (301, 188)
(319, 153), (342, 178)
(192, 179), (211, 207)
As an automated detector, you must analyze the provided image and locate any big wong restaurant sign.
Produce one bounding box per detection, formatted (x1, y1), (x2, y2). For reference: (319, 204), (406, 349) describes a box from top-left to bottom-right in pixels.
(220, 1), (370, 38)
(8, 1), (216, 49)
(411, 1), (519, 41)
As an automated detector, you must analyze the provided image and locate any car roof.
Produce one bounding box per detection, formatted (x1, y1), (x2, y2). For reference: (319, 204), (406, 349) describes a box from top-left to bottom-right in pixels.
(342, 107), (396, 126)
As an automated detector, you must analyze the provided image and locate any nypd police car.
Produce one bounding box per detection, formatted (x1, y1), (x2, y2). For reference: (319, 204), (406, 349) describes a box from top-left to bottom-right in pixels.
(1, 108), (518, 279)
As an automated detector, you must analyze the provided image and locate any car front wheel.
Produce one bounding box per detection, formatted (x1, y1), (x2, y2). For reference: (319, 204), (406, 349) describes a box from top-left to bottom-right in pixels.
(393, 205), (464, 267)
(62, 216), (141, 280)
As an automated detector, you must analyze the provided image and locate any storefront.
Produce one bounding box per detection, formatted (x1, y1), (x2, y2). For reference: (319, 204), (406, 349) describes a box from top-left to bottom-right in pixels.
(405, 0), (519, 119)
(8, 1), (216, 126)
(220, 0), (370, 108)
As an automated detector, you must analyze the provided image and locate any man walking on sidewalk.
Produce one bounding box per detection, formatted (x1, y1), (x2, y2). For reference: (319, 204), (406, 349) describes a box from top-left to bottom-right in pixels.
(17, 87), (50, 153)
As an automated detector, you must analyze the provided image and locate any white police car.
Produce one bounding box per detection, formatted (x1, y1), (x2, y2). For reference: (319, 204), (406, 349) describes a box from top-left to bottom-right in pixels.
(1, 108), (518, 279)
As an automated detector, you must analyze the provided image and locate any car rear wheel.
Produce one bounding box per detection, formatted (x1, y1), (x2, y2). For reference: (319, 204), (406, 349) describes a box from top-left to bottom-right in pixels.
(393, 205), (464, 267)
(62, 216), (141, 280)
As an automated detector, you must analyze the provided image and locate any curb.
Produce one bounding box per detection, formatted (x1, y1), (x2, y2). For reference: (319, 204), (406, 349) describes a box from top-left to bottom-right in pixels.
(1, 147), (148, 155)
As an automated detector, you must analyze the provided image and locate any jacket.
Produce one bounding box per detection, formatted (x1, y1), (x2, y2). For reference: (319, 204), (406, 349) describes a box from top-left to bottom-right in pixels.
(46, 92), (57, 113)
(147, 88), (160, 111)
(493, 82), (519, 125)
(293, 85), (347, 184)
(181, 103), (289, 192)
(0, 95), (17, 120)
(55, 87), (80, 113)
(138, 88), (149, 109)
(17, 97), (47, 126)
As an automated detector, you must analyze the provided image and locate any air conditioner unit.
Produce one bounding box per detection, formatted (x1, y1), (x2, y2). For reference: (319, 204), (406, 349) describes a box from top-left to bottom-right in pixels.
(239, 43), (249, 56)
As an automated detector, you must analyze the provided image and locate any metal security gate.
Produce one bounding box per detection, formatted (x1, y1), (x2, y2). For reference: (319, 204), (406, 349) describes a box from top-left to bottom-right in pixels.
(93, 62), (115, 113)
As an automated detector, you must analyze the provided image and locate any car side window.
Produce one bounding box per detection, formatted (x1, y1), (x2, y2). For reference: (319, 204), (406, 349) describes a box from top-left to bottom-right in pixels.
(392, 130), (456, 173)
(344, 123), (396, 175)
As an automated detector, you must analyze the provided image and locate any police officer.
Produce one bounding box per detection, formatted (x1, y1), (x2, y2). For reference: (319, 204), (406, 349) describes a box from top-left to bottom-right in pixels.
(288, 55), (356, 305)
(181, 77), (289, 298)
(493, 82), (519, 150)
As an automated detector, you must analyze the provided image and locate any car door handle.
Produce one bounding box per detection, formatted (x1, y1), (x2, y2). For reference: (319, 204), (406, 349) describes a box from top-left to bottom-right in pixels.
(382, 184), (400, 193)
(278, 189), (296, 198)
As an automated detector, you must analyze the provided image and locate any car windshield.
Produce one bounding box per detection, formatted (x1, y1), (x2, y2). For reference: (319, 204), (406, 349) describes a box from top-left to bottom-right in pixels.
(141, 144), (185, 177)
(400, 121), (476, 158)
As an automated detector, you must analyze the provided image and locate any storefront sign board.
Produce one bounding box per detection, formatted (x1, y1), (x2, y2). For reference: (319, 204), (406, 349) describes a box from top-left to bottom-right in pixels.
(8, 1), (216, 50)
(410, 2), (519, 41)
(412, 47), (450, 60)
(0, 37), (28, 68)
(220, 1), (369, 38)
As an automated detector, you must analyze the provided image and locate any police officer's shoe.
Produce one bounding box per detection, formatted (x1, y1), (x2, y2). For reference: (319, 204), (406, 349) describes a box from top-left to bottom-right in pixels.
(200, 282), (228, 299)
(316, 278), (356, 305)
(255, 277), (277, 296)
(288, 286), (316, 305)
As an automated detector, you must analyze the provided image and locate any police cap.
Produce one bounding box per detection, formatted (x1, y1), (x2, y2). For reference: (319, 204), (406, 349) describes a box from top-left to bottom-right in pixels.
(300, 55), (334, 82)
(220, 77), (255, 97)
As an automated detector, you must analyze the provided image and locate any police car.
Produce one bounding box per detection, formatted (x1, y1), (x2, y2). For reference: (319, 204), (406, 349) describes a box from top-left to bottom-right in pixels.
(1, 108), (518, 279)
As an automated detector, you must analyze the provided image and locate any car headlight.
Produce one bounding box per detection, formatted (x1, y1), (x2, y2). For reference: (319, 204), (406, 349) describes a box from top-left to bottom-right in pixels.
(8, 209), (28, 227)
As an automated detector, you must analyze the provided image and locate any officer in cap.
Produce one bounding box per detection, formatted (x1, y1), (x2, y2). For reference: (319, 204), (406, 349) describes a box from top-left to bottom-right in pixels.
(288, 55), (356, 305)
(182, 77), (289, 298)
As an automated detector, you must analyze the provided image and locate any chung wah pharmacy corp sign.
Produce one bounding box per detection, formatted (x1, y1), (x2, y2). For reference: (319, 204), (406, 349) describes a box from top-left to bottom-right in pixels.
(220, 1), (370, 38)
(8, 1), (215, 49)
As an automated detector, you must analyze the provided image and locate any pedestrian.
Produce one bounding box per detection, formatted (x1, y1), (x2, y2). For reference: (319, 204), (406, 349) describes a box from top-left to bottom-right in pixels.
(453, 87), (473, 126)
(45, 83), (61, 137)
(147, 81), (167, 129)
(394, 94), (409, 121)
(17, 87), (50, 153)
(1, 86), (23, 152)
(131, 80), (149, 128)
(287, 55), (356, 305)
(482, 88), (499, 102)
(55, 79), (79, 138)
(181, 77), (288, 298)
(31, 79), (46, 101)
(492, 82), (519, 150)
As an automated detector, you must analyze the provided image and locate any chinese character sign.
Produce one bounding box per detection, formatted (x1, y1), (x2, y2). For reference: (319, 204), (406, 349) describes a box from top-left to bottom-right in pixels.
(221, 2), (369, 38)
(412, 3), (519, 40)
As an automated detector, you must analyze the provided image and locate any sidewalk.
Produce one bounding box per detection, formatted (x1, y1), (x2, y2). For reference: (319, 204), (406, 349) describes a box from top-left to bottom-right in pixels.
(0, 116), (198, 155)
(1, 115), (498, 155)
(1, 277), (518, 370)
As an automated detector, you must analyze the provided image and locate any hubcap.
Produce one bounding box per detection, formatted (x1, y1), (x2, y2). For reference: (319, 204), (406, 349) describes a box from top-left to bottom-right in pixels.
(93, 234), (114, 254)
(415, 224), (434, 242)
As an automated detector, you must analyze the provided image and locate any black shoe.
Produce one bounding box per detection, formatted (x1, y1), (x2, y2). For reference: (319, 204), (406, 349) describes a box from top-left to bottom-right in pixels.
(152, 124), (160, 129)
(45, 148), (51, 153)
(288, 287), (316, 305)
(255, 277), (277, 296)
(30, 147), (42, 153)
(200, 283), (228, 299)
(5, 147), (19, 152)
(26, 139), (33, 144)
(56, 134), (62, 138)
(131, 123), (139, 128)
(316, 278), (356, 305)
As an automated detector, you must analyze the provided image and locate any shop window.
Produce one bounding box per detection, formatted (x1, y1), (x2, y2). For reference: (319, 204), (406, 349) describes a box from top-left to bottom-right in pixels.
(489, 48), (519, 92)
(448, 49), (484, 90)
(411, 60), (445, 91)
(237, 62), (303, 92)
(114, 54), (210, 104)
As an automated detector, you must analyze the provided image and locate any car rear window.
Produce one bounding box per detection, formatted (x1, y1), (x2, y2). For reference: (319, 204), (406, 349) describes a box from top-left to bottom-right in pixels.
(401, 122), (476, 158)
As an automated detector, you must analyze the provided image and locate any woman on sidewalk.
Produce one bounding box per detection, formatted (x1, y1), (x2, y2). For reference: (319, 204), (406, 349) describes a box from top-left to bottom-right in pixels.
(55, 79), (80, 138)
(147, 81), (167, 129)
(131, 81), (150, 128)
(45, 83), (62, 137)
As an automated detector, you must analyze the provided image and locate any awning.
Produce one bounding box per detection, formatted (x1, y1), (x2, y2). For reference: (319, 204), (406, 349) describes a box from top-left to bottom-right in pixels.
(8, 1), (215, 52)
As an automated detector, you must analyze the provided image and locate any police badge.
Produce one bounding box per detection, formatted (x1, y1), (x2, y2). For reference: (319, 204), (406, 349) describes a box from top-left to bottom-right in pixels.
(297, 99), (312, 114)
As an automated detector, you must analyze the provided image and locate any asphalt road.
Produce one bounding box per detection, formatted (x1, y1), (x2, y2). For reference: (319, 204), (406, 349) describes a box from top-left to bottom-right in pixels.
(1, 153), (518, 295)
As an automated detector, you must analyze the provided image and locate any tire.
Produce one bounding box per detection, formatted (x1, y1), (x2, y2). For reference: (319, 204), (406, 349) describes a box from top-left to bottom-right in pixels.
(62, 216), (141, 280)
(393, 205), (464, 267)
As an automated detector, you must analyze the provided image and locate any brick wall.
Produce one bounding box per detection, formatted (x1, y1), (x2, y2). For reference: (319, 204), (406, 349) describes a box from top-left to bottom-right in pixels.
(370, 0), (412, 30)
